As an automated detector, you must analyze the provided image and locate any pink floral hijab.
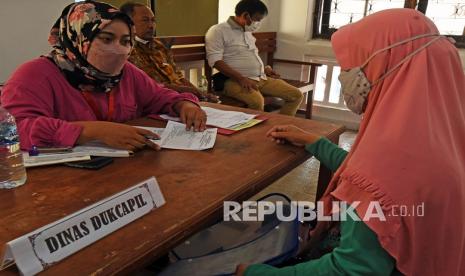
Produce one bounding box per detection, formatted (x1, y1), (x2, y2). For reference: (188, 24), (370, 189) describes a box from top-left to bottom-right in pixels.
(47, 1), (134, 93)
(324, 8), (465, 275)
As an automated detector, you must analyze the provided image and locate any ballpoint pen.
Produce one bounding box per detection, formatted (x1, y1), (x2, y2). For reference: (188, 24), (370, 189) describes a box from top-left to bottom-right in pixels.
(28, 146), (73, 156)
(144, 135), (160, 140)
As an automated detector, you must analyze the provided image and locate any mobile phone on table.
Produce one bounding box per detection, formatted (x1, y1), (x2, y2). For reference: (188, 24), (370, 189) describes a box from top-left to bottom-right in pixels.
(63, 156), (113, 170)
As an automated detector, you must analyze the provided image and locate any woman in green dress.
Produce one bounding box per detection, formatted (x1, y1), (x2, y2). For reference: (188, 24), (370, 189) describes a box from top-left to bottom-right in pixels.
(237, 8), (465, 276)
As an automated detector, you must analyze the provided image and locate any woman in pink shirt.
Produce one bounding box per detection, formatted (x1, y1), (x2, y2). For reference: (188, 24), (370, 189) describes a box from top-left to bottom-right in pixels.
(1, 1), (206, 151)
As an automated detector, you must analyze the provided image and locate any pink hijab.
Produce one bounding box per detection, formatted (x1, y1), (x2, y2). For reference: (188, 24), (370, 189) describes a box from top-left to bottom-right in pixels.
(325, 9), (465, 275)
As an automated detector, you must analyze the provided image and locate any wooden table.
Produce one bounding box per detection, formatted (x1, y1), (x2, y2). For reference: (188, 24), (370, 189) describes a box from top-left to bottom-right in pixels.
(0, 103), (345, 275)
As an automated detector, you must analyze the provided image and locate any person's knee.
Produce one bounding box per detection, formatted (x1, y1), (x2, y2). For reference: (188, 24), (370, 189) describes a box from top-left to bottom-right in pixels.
(224, 84), (264, 110)
(280, 87), (304, 103)
(246, 93), (265, 110)
(270, 80), (304, 103)
(285, 87), (304, 103)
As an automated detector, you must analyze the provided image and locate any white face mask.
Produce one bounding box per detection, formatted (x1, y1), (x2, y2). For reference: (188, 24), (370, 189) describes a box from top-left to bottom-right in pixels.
(87, 43), (131, 76)
(339, 33), (443, 115)
(245, 20), (261, 32)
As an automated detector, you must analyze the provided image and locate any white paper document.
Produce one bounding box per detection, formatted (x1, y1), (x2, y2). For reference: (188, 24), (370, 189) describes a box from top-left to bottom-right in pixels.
(159, 114), (181, 122)
(159, 107), (256, 129)
(135, 127), (165, 138)
(154, 121), (217, 150)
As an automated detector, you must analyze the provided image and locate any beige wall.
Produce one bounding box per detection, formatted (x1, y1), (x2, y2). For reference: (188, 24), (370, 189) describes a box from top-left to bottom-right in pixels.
(102, 0), (150, 8)
(156, 0), (218, 36)
(106, 0), (218, 36)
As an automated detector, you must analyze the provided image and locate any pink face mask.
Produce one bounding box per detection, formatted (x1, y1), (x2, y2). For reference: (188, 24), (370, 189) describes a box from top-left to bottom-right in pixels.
(338, 33), (445, 114)
(86, 43), (131, 76)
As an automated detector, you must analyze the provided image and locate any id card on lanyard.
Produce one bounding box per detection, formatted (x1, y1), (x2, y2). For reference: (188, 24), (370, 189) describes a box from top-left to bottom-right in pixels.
(82, 91), (115, 121)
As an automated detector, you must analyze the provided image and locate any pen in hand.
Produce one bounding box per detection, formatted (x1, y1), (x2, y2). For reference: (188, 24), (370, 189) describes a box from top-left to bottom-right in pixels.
(144, 135), (160, 140)
(143, 134), (161, 151)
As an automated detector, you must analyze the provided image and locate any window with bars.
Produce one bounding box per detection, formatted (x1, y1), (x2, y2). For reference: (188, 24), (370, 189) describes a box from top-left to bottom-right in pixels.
(312, 0), (465, 47)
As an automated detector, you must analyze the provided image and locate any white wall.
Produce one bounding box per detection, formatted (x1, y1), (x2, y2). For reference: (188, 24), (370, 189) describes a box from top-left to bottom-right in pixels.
(261, 0), (280, 32)
(218, 0), (240, 23)
(0, 0), (70, 83)
(273, 0), (465, 69)
(218, 0), (279, 32)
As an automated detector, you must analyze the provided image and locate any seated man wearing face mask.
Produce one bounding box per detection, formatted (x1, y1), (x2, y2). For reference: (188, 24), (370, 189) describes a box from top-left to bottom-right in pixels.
(120, 2), (219, 103)
(205, 0), (303, 116)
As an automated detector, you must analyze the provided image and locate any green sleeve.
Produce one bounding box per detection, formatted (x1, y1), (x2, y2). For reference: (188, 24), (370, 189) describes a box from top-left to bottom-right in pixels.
(244, 215), (395, 276)
(305, 137), (348, 172)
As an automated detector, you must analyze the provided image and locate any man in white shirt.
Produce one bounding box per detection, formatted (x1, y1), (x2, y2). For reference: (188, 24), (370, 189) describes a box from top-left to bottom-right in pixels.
(205, 0), (303, 116)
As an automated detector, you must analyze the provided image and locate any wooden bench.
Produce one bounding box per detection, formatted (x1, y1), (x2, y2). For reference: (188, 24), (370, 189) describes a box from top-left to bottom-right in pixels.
(158, 32), (322, 119)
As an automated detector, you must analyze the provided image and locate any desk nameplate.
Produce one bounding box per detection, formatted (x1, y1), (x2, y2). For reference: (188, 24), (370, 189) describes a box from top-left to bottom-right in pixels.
(1, 177), (165, 275)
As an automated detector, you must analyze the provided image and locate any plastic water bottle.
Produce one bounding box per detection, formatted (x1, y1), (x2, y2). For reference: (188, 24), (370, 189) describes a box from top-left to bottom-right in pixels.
(0, 106), (27, 188)
(198, 76), (209, 93)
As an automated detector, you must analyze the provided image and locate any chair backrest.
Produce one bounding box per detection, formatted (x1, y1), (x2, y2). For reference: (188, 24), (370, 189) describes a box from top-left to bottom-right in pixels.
(158, 32), (277, 62)
(157, 35), (206, 62)
(252, 32), (277, 66)
(156, 32), (278, 91)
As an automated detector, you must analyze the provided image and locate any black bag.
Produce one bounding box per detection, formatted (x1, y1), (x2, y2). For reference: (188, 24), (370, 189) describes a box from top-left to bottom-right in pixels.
(159, 193), (308, 276)
(212, 72), (229, 92)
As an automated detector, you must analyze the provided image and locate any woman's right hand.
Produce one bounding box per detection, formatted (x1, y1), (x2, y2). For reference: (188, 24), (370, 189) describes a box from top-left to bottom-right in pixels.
(73, 121), (161, 151)
(266, 125), (321, 147)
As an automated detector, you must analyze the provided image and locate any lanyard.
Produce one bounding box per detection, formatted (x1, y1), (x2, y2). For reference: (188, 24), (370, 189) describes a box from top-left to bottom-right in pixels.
(82, 91), (115, 121)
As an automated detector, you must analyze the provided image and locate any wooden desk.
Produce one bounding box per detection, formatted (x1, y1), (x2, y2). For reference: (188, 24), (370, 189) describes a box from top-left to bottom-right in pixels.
(0, 103), (344, 275)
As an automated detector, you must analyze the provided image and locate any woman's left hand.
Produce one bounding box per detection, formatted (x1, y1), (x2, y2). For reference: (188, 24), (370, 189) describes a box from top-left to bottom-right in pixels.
(266, 125), (321, 147)
(174, 101), (207, 131)
(235, 264), (249, 276)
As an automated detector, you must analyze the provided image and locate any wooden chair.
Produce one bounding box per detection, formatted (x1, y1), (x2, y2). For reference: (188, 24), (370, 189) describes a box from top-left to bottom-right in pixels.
(254, 32), (321, 119)
(158, 32), (322, 119)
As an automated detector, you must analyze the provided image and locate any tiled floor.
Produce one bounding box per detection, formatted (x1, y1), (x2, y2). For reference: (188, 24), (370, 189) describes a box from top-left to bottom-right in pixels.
(251, 131), (357, 202)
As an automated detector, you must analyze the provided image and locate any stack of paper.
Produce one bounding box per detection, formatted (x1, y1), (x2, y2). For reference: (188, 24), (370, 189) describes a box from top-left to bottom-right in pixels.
(225, 118), (264, 131)
(23, 152), (91, 168)
(159, 107), (258, 130)
(201, 107), (257, 129)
